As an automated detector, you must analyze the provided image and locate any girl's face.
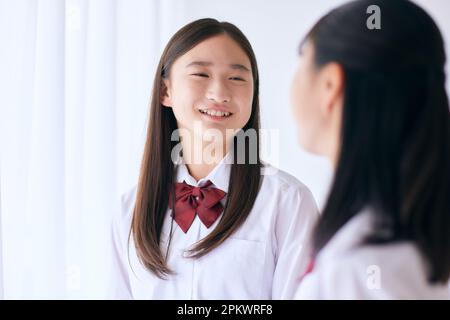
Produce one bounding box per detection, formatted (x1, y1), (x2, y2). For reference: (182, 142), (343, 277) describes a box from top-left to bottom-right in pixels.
(290, 40), (344, 162)
(161, 34), (254, 143)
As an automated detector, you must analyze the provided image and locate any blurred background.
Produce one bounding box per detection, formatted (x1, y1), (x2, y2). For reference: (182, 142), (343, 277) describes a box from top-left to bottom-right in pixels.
(0, 0), (449, 299)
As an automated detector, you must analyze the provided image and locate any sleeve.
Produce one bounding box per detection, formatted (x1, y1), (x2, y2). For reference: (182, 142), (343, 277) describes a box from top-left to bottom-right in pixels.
(271, 186), (320, 299)
(107, 195), (133, 299)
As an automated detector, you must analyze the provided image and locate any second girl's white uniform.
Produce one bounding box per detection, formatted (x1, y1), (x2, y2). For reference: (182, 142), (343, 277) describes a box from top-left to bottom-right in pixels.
(295, 209), (450, 299)
(110, 153), (319, 299)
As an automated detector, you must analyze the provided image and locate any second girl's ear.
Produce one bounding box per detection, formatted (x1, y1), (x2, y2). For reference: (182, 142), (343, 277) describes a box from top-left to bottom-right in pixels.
(318, 62), (344, 115)
(160, 79), (172, 107)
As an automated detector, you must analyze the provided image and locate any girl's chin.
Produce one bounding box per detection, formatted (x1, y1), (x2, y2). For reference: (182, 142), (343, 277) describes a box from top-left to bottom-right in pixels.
(190, 128), (237, 142)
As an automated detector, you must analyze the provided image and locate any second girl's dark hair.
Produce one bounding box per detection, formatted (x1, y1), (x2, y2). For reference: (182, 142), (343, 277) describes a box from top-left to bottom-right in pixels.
(303, 0), (450, 283)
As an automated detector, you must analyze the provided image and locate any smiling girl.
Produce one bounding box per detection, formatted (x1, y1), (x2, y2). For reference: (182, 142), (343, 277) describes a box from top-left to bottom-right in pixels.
(110, 18), (318, 299)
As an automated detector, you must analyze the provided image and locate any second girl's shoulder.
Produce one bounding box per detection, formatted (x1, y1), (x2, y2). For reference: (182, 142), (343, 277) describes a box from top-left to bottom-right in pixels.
(309, 243), (449, 299)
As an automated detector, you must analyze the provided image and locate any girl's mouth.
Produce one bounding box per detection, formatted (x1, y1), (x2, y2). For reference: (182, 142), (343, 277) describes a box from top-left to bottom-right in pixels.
(198, 108), (233, 120)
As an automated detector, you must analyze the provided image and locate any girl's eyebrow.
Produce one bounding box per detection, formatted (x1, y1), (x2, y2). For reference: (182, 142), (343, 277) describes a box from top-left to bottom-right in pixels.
(186, 61), (212, 68)
(230, 64), (251, 72)
(186, 61), (250, 72)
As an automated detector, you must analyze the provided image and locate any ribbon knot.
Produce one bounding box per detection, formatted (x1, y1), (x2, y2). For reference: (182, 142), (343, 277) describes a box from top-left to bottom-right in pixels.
(192, 187), (201, 198)
(169, 180), (226, 233)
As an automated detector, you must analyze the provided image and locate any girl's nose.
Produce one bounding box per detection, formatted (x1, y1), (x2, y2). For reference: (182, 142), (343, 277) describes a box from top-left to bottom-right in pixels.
(206, 80), (231, 103)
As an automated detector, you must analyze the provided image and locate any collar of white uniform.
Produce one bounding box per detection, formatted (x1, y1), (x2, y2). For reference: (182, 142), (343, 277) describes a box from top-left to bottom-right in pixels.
(317, 208), (376, 262)
(174, 151), (233, 193)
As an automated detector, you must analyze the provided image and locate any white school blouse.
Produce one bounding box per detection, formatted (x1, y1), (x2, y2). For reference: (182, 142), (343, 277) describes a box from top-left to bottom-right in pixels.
(110, 155), (319, 299)
(295, 209), (450, 299)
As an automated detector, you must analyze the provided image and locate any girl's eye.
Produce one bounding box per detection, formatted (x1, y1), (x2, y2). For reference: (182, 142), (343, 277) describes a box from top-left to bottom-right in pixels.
(229, 77), (245, 81)
(191, 73), (209, 78)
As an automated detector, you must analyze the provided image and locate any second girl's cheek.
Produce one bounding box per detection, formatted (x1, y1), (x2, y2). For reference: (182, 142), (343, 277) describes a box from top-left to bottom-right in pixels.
(290, 87), (302, 124)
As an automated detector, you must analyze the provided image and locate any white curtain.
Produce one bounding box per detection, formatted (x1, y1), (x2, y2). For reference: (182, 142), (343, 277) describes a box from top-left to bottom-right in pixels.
(0, 0), (172, 299)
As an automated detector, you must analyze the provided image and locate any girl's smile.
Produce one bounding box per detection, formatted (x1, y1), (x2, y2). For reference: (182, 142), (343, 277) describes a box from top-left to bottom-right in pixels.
(198, 103), (233, 121)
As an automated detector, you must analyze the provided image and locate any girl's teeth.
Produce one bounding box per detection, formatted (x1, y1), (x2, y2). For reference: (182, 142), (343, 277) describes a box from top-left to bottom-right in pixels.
(199, 109), (231, 117)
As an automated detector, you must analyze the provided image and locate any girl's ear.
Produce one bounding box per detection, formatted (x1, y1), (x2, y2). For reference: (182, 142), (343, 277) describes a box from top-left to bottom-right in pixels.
(318, 62), (344, 115)
(160, 79), (172, 107)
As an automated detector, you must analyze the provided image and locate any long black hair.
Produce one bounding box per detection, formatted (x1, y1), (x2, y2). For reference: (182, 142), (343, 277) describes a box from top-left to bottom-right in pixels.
(304, 0), (450, 283)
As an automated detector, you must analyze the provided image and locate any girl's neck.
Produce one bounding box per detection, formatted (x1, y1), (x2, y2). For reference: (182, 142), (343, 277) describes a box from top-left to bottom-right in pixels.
(186, 163), (220, 182)
(181, 139), (230, 181)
